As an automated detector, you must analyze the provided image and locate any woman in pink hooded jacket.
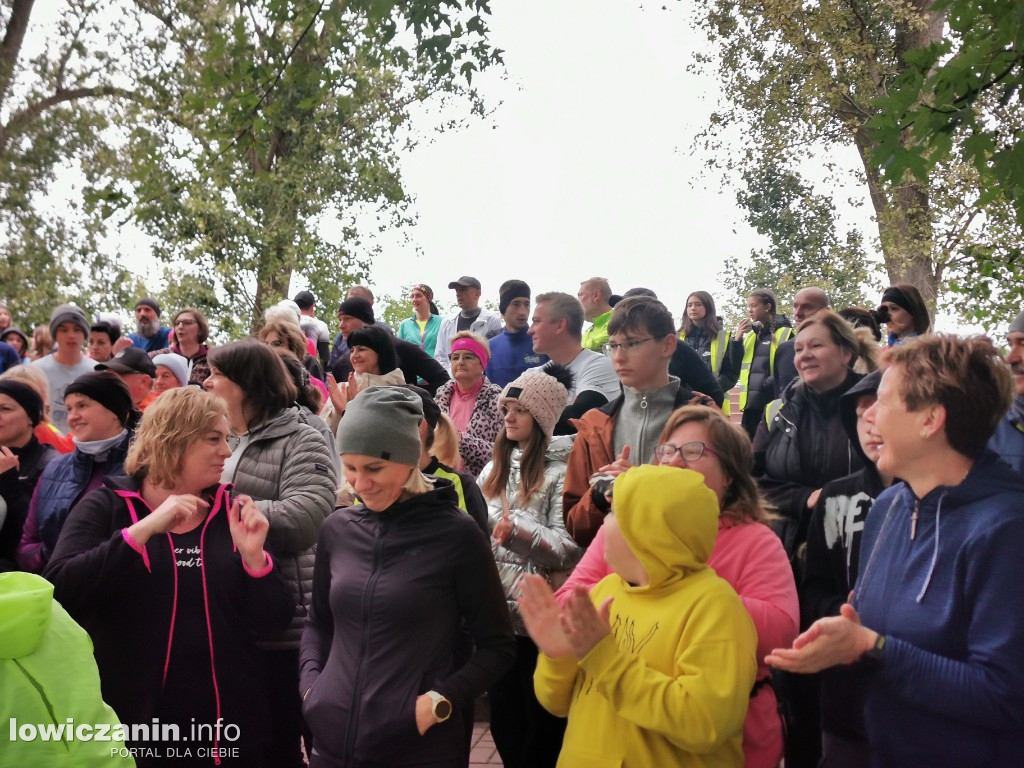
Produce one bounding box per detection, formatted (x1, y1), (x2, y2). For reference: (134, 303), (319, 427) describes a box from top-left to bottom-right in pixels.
(557, 405), (798, 768)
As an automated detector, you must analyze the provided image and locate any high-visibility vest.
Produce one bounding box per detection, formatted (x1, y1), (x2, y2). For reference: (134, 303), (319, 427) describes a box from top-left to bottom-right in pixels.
(680, 329), (733, 415)
(428, 465), (469, 514)
(737, 325), (793, 412)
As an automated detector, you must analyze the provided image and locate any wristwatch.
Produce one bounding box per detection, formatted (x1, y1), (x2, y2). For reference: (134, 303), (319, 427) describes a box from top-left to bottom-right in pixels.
(426, 690), (452, 723)
(862, 633), (886, 667)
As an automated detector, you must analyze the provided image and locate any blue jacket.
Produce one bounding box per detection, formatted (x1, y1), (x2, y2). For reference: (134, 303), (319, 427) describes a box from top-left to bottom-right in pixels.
(484, 328), (547, 388)
(128, 326), (171, 352)
(988, 415), (1024, 477)
(36, 434), (131, 559)
(853, 451), (1024, 767)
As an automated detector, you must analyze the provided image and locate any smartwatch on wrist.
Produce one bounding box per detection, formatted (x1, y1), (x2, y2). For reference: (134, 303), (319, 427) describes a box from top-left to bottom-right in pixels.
(862, 633), (886, 667)
(425, 690), (452, 723)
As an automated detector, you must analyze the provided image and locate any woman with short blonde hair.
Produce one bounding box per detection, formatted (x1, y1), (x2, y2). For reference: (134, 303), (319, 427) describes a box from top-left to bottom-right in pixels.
(44, 387), (293, 767)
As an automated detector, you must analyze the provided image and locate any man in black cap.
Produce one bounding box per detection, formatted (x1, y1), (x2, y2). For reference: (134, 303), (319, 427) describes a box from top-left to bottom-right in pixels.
(96, 348), (157, 411)
(126, 297), (171, 353)
(988, 308), (1024, 477)
(484, 280), (547, 387)
(294, 290), (331, 369)
(434, 275), (502, 372)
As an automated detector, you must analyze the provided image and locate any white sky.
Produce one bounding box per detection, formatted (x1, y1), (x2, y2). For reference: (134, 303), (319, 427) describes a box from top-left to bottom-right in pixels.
(30, 0), (985, 333)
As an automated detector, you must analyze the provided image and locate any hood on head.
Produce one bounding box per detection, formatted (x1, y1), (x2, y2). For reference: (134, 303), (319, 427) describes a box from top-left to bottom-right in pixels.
(0, 572), (54, 659)
(839, 369), (883, 464)
(613, 465), (719, 588)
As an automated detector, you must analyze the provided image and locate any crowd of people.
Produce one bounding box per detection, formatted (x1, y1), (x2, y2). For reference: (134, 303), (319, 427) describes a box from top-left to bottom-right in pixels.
(0, 277), (1022, 768)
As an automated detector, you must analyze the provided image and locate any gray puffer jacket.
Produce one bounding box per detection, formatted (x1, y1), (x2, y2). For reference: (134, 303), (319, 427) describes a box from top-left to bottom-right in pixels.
(227, 406), (339, 649)
(478, 435), (582, 634)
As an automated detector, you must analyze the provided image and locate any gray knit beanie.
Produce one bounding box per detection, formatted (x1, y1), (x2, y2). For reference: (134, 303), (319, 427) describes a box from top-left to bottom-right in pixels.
(49, 303), (90, 339)
(337, 386), (423, 466)
(1010, 310), (1024, 335)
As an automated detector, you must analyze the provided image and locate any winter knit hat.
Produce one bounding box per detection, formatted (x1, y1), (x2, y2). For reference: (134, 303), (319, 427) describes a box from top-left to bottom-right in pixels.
(498, 280), (531, 315)
(337, 386), (423, 466)
(0, 380), (43, 426)
(64, 371), (135, 427)
(338, 297), (375, 325)
(1009, 310), (1024, 335)
(49, 303), (90, 339)
(135, 297), (162, 316)
(152, 353), (190, 386)
(499, 364), (574, 440)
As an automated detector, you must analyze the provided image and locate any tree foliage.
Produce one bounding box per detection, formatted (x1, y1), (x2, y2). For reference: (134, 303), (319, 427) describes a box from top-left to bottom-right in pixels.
(1, 0), (498, 335)
(723, 160), (878, 327)
(690, 0), (1023, 327)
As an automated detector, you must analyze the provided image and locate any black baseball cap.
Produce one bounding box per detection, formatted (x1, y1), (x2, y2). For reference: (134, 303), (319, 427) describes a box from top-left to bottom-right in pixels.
(96, 347), (156, 377)
(293, 290), (315, 309)
(448, 276), (482, 290)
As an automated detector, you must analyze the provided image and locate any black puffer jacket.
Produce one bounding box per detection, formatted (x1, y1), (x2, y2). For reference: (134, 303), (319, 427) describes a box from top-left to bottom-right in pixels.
(753, 370), (864, 558)
(300, 478), (515, 767)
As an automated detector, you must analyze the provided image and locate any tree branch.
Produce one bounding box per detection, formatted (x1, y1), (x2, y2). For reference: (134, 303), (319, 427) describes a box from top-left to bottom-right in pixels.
(0, 0), (35, 115)
(2, 84), (130, 152)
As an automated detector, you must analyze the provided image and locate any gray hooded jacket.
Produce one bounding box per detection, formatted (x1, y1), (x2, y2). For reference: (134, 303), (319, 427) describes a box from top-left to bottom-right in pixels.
(227, 406), (339, 648)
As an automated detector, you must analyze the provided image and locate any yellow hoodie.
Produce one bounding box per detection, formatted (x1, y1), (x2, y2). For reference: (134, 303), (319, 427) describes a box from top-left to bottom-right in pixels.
(535, 465), (757, 768)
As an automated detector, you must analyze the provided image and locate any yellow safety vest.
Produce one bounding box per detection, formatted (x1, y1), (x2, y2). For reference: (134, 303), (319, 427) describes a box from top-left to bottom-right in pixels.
(737, 325), (793, 412)
(682, 329), (733, 415)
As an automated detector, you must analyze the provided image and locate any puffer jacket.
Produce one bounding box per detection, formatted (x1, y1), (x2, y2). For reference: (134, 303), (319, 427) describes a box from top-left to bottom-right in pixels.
(478, 436), (582, 634)
(753, 371), (864, 559)
(226, 406), (339, 648)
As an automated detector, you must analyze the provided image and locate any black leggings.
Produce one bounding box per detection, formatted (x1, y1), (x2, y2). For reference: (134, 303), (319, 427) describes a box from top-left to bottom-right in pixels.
(488, 635), (566, 768)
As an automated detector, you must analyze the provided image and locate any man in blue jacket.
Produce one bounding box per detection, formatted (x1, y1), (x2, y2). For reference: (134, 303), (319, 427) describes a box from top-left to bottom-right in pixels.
(485, 280), (547, 387)
(989, 309), (1024, 476)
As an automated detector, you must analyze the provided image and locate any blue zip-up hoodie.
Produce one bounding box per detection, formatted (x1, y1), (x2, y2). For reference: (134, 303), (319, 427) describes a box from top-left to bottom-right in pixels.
(485, 328), (547, 388)
(853, 451), (1024, 767)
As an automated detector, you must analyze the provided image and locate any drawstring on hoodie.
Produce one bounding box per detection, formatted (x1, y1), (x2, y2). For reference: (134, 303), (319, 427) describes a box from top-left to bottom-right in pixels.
(916, 492), (945, 603)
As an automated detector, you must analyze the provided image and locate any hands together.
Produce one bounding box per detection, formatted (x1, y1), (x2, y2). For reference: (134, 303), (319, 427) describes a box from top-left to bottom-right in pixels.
(517, 574), (613, 660)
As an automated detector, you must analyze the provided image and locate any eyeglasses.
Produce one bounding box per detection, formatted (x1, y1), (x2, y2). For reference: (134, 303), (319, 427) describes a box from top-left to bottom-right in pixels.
(174, 319), (197, 327)
(449, 353), (479, 363)
(653, 441), (717, 463)
(499, 404), (530, 417)
(602, 337), (657, 356)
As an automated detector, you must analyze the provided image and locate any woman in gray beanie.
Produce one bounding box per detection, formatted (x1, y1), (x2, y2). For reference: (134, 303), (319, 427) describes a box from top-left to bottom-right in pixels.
(477, 364), (583, 768)
(301, 386), (515, 768)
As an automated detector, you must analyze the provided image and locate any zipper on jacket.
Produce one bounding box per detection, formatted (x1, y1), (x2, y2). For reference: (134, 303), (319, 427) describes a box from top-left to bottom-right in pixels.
(343, 519), (389, 761)
(910, 499), (919, 540)
(14, 660), (69, 751)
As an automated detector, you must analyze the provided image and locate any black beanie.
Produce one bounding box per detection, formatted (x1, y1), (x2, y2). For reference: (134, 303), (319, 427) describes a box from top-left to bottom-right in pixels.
(0, 380), (43, 427)
(338, 297), (375, 325)
(880, 287), (913, 315)
(498, 280), (531, 316)
(347, 325), (398, 374)
(64, 372), (135, 427)
(400, 384), (441, 432)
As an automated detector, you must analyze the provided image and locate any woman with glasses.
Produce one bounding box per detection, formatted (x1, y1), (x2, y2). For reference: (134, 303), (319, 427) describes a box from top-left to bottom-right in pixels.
(434, 331), (503, 476)
(556, 405), (799, 768)
(478, 365), (583, 768)
(148, 308), (211, 386)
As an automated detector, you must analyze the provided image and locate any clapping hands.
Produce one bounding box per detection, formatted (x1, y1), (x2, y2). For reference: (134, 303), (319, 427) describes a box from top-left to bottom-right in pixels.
(517, 574), (613, 660)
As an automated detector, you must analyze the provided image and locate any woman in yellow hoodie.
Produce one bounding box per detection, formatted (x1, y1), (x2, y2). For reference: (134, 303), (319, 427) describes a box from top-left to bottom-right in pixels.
(519, 464), (757, 768)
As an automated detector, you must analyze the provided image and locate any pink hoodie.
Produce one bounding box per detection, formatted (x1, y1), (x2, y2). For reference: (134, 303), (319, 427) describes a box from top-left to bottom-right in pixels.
(556, 517), (798, 768)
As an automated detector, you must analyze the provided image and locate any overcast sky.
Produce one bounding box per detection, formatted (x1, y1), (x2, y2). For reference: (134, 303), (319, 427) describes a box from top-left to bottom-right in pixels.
(33, 0), (964, 329)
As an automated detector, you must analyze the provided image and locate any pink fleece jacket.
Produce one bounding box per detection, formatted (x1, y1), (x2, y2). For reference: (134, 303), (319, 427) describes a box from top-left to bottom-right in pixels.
(556, 517), (798, 768)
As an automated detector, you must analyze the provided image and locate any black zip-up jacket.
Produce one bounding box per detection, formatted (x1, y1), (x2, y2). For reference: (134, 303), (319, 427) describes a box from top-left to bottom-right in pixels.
(0, 436), (57, 569)
(753, 370), (864, 557)
(44, 477), (294, 764)
(669, 340), (726, 406)
(300, 478), (515, 767)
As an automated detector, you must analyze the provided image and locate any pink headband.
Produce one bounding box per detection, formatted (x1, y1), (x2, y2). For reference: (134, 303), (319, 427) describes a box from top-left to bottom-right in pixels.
(451, 337), (489, 370)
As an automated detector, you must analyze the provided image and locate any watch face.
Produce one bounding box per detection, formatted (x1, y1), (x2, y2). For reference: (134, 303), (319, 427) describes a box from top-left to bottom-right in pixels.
(435, 699), (453, 720)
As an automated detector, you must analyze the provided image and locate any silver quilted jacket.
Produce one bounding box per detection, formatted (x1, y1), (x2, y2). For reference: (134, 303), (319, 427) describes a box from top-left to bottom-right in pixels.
(477, 435), (583, 634)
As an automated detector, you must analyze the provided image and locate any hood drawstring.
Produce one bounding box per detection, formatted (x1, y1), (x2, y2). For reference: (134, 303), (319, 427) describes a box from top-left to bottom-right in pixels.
(916, 491), (945, 603)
